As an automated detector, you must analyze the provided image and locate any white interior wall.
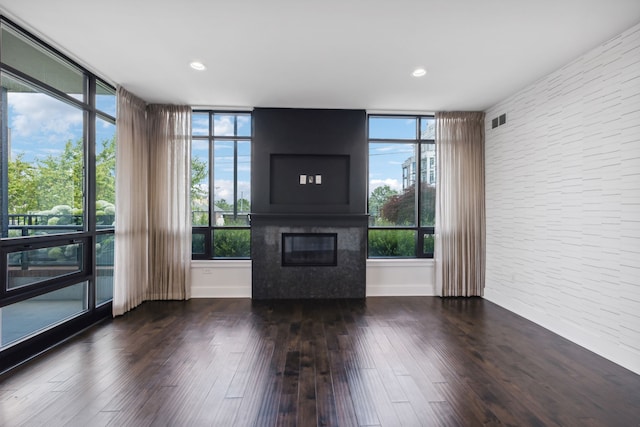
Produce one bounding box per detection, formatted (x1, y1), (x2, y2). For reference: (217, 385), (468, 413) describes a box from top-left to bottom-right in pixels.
(484, 22), (640, 374)
(191, 259), (435, 298)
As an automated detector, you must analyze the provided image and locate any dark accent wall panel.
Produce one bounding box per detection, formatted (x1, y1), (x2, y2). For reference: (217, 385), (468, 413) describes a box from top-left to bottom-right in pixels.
(252, 108), (366, 214)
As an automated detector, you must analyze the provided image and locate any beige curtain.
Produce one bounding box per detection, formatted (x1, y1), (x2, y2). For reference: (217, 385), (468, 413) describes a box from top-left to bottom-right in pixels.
(114, 87), (149, 316)
(147, 105), (192, 300)
(113, 88), (192, 316)
(435, 112), (486, 297)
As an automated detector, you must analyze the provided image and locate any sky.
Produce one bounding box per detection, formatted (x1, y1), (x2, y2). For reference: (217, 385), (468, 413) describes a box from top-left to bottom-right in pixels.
(7, 90), (116, 164)
(6, 90), (432, 210)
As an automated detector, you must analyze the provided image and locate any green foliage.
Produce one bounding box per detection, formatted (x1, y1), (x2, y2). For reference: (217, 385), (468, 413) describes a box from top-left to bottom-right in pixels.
(191, 155), (208, 204)
(8, 136), (116, 216)
(420, 185), (436, 226)
(381, 185), (415, 226)
(192, 233), (206, 254)
(47, 247), (64, 259)
(423, 234), (435, 254)
(237, 198), (250, 212)
(34, 139), (84, 211)
(368, 185), (398, 223)
(215, 199), (233, 211)
(96, 235), (115, 266)
(96, 136), (116, 204)
(368, 229), (416, 257)
(192, 211), (209, 226)
(7, 153), (38, 213)
(222, 216), (250, 226)
(213, 229), (250, 258)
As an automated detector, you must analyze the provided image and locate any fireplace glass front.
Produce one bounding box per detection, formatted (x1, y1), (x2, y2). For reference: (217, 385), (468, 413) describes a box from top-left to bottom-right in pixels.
(282, 233), (337, 267)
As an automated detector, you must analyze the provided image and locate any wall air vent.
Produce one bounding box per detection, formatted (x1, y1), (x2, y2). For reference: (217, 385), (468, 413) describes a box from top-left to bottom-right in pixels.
(491, 113), (507, 129)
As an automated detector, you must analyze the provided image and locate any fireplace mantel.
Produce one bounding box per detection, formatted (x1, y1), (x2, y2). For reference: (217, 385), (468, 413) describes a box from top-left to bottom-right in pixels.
(250, 213), (369, 227)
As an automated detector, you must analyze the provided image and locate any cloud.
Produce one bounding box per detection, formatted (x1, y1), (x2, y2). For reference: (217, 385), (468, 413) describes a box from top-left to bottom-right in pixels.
(213, 116), (234, 136)
(213, 115), (251, 136)
(370, 144), (414, 155)
(213, 179), (251, 202)
(369, 178), (401, 193)
(9, 92), (83, 141)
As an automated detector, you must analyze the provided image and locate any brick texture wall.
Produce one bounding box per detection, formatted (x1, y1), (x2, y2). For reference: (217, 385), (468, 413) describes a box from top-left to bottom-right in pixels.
(484, 22), (640, 374)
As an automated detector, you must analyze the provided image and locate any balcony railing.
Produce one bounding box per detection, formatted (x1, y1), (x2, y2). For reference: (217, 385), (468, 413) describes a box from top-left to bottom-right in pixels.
(4, 214), (115, 270)
(5, 213), (115, 237)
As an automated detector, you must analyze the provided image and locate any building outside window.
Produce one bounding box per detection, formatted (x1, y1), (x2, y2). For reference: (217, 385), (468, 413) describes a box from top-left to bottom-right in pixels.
(191, 111), (251, 259)
(368, 115), (435, 258)
(0, 17), (115, 365)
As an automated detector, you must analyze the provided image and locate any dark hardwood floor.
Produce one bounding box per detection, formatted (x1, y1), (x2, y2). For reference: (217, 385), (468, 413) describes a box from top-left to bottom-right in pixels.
(1, 297), (639, 426)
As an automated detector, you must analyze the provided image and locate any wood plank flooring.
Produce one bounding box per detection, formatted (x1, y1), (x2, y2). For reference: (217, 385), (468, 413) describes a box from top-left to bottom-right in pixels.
(1, 297), (639, 426)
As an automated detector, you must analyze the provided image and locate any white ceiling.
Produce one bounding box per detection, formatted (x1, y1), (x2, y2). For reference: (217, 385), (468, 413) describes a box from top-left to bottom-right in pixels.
(1, 0), (639, 112)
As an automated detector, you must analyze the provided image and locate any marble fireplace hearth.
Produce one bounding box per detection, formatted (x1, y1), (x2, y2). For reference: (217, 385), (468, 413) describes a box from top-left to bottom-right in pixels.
(250, 214), (367, 299)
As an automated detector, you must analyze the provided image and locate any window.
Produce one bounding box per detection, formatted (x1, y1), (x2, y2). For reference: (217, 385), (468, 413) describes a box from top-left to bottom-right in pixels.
(0, 18), (115, 365)
(368, 115), (435, 258)
(192, 111), (251, 259)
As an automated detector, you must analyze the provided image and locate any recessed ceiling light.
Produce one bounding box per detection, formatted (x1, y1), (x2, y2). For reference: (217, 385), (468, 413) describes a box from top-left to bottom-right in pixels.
(190, 61), (206, 71)
(412, 67), (427, 77)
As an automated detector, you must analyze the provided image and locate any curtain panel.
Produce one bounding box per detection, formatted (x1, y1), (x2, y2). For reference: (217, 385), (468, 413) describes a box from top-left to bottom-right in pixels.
(114, 87), (149, 316)
(435, 112), (486, 297)
(147, 105), (192, 301)
(113, 87), (192, 316)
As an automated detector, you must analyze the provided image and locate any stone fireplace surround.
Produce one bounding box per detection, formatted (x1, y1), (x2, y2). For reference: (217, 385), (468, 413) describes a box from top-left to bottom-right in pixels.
(251, 213), (367, 299)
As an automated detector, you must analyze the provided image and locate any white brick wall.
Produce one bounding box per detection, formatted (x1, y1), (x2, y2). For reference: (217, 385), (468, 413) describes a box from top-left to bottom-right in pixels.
(484, 22), (640, 374)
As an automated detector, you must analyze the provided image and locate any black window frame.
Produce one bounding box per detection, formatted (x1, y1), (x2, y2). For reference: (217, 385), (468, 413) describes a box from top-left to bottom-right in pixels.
(0, 16), (115, 370)
(367, 114), (435, 259)
(191, 110), (252, 260)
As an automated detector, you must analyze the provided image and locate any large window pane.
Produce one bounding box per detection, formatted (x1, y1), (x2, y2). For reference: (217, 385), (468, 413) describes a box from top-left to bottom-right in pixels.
(1, 24), (85, 101)
(2, 73), (84, 238)
(369, 142), (416, 226)
(420, 117), (435, 140)
(192, 138), (209, 225)
(423, 232), (435, 255)
(213, 228), (250, 258)
(213, 140), (234, 224)
(192, 112), (209, 136)
(96, 233), (114, 305)
(214, 140), (250, 226)
(96, 81), (115, 117)
(96, 117), (115, 229)
(0, 281), (88, 348)
(368, 229), (416, 257)
(7, 242), (83, 289)
(192, 231), (206, 255)
(369, 116), (417, 139)
(237, 141), (251, 216)
(420, 142), (436, 227)
(213, 113), (251, 137)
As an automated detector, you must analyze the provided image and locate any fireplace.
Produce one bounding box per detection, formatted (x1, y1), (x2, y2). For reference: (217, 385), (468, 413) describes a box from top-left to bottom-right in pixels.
(250, 108), (367, 299)
(282, 233), (338, 267)
(251, 214), (367, 299)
